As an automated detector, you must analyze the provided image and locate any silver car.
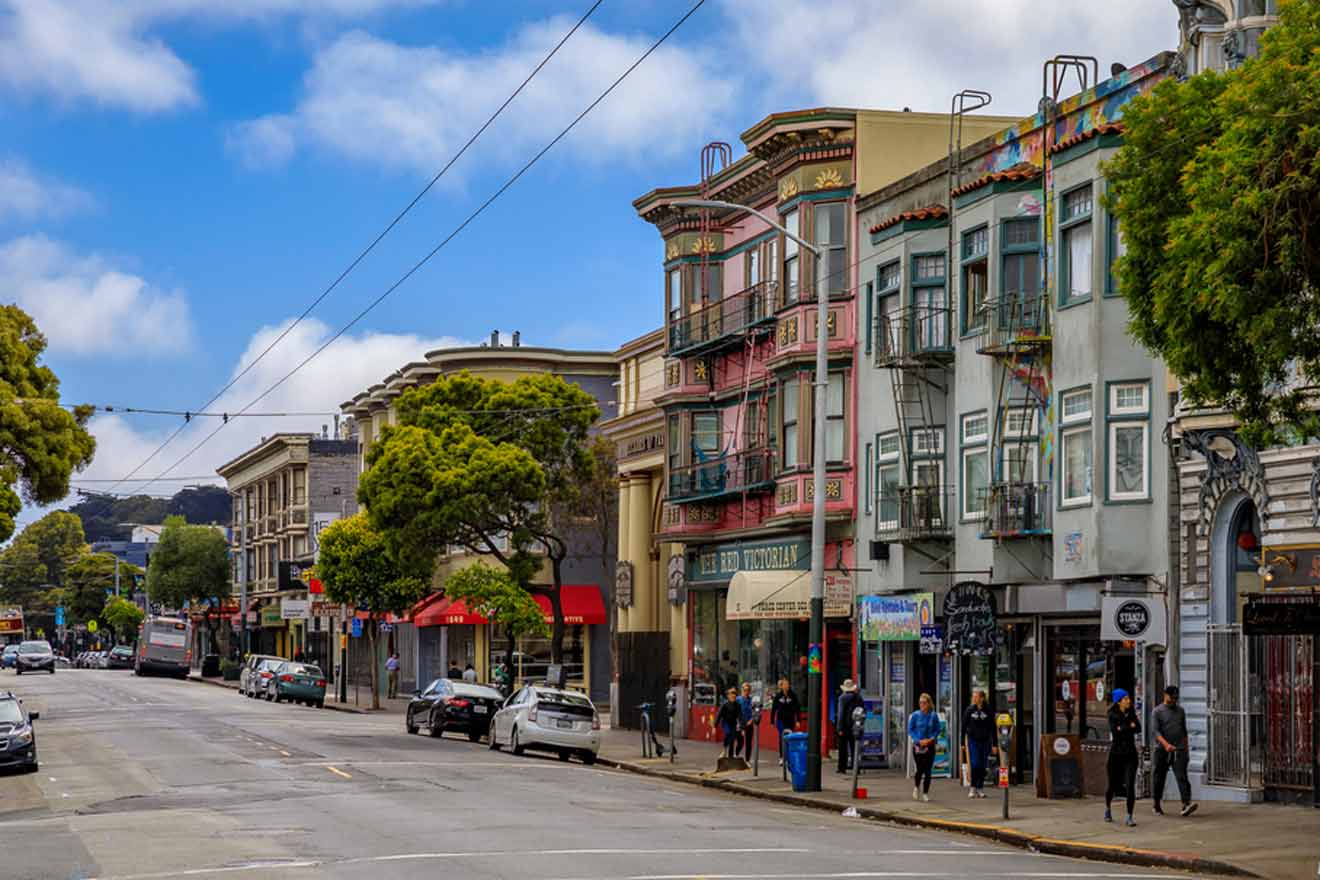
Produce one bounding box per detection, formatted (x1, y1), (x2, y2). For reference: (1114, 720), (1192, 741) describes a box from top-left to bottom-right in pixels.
(488, 686), (600, 764)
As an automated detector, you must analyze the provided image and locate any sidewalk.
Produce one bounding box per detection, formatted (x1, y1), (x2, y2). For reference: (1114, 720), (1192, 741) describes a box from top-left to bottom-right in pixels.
(188, 672), (413, 714)
(595, 727), (1317, 880)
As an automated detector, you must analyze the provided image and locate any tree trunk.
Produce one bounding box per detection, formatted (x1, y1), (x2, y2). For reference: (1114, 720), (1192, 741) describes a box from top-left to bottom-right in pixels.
(549, 557), (565, 665)
(368, 617), (380, 711)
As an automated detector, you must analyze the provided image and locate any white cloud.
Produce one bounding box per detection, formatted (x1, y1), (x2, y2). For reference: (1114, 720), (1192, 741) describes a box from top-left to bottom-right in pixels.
(0, 234), (192, 356)
(0, 0), (439, 112)
(225, 115), (298, 168)
(230, 19), (736, 172)
(0, 156), (93, 221)
(722, 0), (1178, 118)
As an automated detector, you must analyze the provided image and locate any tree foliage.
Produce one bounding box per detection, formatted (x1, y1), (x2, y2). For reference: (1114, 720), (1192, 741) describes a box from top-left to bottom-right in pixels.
(146, 516), (230, 609)
(1105, 1), (1320, 445)
(102, 595), (145, 642)
(67, 552), (141, 624)
(444, 562), (548, 679)
(69, 485), (232, 542)
(0, 510), (87, 612)
(358, 371), (601, 664)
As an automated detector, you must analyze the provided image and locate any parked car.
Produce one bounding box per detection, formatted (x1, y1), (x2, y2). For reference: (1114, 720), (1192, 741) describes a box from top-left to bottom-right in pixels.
(488, 685), (600, 763)
(238, 654), (284, 698)
(75, 652), (90, 668)
(406, 678), (503, 741)
(107, 646), (134, 669)
(266, 662), (326, 707)
(14, 640), (55, 675)
(1, 645), (18, 669)
(54, 655), (72, 669)
(0, 691), (39, 773)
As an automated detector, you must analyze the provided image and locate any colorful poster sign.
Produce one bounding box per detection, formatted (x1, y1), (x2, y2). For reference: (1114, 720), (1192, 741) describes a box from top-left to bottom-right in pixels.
(808, 643), (822, 674)
(859, 697), (887, 768)
(858, 592), (934, 642)
(0, 607), (22, 635)
(311, 512), (341, 562)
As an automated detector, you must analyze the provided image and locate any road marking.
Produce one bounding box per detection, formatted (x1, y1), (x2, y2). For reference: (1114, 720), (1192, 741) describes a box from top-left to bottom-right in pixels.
(279, 750), (291, 757)
(324, 766), (352, 780)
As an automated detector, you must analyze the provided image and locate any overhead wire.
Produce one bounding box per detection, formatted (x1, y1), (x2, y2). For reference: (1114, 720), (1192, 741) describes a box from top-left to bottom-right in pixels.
(101, 0), (606, 495)
(129, 0), (709, 495)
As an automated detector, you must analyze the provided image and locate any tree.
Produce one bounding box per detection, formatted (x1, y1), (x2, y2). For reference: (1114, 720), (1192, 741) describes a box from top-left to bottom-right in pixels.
(103, 595), (145, 642)
(66, 552), (142, 624)
(1104, 1), (1320, 446)
(444, 562), (548, 685)
(146, 516), (229, 653)
(0, 510), (87, 614)
(0, 305), (96, 543)
(69, 485), (232, 543)
(315, 513), (427, 710)
(358, 371), (601, 664)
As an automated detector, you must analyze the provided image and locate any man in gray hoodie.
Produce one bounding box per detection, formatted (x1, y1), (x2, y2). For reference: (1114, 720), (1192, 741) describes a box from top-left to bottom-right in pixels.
(1152, 686), (1198, 817)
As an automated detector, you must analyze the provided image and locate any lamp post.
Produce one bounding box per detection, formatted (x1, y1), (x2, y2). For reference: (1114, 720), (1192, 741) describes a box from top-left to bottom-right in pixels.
(673, 198), (829, 792)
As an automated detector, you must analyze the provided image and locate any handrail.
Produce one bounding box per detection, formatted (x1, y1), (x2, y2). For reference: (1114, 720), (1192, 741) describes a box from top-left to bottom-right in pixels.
(979, 481), (1052, 537)
(667, 448), (774, 503)
(669, 281), (778, 354)
(874, 306), (955, 366)
(980, 291), (1051, 353)
(876, 484), (954, 540)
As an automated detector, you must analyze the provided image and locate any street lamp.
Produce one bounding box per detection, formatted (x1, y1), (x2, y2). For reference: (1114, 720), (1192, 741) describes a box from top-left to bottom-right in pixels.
(673, 198), (829, 792)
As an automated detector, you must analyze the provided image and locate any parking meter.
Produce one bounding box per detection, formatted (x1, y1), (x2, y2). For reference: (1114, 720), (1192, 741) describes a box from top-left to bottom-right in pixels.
(850, 705), (867, 797)
(996, 713), (1014, 819)
(665, 688), (679, 763)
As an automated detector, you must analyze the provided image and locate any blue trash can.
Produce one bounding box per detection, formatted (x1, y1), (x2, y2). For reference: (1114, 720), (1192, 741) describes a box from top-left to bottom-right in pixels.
(783, 731), (809, 791)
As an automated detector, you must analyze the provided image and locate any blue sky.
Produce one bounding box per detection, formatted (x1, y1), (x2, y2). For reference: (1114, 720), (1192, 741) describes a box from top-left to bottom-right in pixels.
(0, 0), (1175, 524)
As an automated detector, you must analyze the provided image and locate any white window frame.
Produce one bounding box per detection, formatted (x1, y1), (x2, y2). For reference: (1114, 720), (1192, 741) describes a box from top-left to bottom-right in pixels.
(876, 461), (901, 532)
(1060, 425), (1093, 507)
(961, 412), (989, 445)
(877, 431), (900, 461)
(961, 447), (989, 520)
(1001, 406), (1039, 438)
(1110, 382), (1149, 417)
(1001, 442), (1038, 485)
(863, 442), (873, 515)
(1060, 388), (1092, 424)
(1108, 421), (1150, 501)
(910, 428), (945, 457)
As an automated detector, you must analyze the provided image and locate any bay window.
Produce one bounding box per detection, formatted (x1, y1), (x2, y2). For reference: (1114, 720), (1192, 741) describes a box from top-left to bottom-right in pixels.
(1059, 387), (1093, 507)
(1107, 381), (1150, 501)
(783, 209), (800, 305)
(1060, 185), (1093, 305)
(814, 202), (847, 298)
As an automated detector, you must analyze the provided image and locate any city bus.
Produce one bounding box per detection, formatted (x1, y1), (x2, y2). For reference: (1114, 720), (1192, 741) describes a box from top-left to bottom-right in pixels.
(134, 616), (191, 678)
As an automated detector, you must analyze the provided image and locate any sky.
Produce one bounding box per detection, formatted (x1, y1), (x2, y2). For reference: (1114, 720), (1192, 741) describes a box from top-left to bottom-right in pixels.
(0, 0), (1177, 530)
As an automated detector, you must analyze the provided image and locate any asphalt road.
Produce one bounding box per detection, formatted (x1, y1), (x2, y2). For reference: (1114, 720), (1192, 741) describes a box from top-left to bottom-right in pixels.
(0, 669), (1188, 880)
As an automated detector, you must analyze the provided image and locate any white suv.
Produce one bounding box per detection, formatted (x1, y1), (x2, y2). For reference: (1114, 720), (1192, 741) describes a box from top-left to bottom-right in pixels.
(489, 686), (600, 764)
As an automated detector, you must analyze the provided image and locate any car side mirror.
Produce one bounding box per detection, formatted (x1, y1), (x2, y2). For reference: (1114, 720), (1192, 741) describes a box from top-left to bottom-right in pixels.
(412, 691), (421, 698)
(29, 712), (39, 721)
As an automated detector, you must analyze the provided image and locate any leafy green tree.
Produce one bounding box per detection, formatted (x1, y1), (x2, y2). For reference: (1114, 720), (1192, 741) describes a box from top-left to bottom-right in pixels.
(66, 552), (142, 624)
(0, 305), (96, 543)
(1105, 1), (1320, 445)
(444, 562), (549, 685)
(315, 513), (427, 709)
(146, 516), (230, 654)
(358, 371), (600, 664)
(0, 510), (88, 618)
(103, 595), (145, 643)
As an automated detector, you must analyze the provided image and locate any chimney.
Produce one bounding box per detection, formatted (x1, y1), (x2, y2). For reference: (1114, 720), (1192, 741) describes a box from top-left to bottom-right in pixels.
(333, 414), (340, 438)
(490, 330), (500, 348)
(512, 330), (521, 347)
(321, 424), (329, 439)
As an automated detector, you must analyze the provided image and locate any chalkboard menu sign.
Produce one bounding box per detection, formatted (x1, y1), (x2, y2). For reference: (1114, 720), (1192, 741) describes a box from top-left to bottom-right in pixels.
(943, 581), (1000, 655)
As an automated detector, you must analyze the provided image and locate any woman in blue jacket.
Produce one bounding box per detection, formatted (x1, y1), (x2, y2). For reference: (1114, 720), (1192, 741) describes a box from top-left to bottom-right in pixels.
(907, 692), (940, 801)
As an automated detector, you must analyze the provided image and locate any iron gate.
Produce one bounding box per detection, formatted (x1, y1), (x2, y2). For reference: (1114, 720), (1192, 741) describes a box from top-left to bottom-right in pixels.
(1207, 624), (1253, 787)
(1259, 634), (1314, 791)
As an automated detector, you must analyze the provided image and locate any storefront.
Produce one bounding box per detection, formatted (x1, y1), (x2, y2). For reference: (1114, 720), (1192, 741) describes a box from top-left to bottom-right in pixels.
(686, 535), (854, 753)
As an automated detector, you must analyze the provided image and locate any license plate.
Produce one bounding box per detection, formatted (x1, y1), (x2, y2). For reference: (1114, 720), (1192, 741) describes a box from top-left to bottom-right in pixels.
(556, 719), (573, 730)
(473, 705), (487, 714)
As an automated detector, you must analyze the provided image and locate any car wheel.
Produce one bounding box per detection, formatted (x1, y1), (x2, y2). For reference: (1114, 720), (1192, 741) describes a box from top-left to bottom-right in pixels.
(511, 726), (525, 756)
(581, 751), (597, 766)
(406, 713), (419, 735)
(428, 713), (444, 738)
(265, 689), (274, 702)
(468, 729), (482, 743)
(558, 750), (570, 761)
(15, 669), (21, 676)
(488, 724), (501, 751)
(316, 701), (324, 709)
(25, 762), (39, 774)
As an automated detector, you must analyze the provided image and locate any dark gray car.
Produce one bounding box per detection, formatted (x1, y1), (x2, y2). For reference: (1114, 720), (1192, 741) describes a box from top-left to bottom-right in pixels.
(0, 691), (39, 773)
(14, 640), (54, 675)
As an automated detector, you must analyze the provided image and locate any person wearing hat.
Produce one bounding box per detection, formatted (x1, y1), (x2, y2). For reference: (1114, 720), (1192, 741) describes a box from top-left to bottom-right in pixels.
(1105, 688), (1142, 826)
(835, 679), (865, 774)
(1152, 685), (1198, 817)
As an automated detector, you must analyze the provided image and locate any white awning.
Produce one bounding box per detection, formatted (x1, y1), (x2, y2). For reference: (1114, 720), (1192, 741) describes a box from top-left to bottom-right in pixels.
(726, 570), (852, 621)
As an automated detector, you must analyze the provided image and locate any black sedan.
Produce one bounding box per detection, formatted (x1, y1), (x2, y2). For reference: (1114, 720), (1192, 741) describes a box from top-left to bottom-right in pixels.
(0, 691), (39, 773)
(406, 678), (503, 742)
(107, 646), (134, 669)
(14, 640), (54, 675)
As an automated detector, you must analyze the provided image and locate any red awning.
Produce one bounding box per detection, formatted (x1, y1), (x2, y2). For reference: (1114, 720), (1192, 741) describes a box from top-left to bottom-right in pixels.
(414, 585), (605, 628)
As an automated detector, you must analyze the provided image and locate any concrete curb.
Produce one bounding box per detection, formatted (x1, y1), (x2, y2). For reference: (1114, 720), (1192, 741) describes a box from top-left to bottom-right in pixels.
(185, 674), (368, 715)
(595, 756), (1258, 878)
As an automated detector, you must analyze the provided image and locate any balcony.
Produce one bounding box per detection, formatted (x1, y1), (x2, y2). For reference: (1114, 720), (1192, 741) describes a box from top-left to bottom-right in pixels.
(978, 482), (1052, 538)
(977, 293), (1051, 355)
(667, 449), (774, 504)
(874, 307), (955, 367)
(669, 281), (777, 356)
(876, 485), (953, 542)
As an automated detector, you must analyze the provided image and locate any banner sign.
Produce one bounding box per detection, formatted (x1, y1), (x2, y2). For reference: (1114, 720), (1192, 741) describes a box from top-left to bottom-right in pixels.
(943, 582), (1001, 655)
(311, 512), (341, 561)
(1100, 594), (1168, 644)
(0, 607), (22, 635)
(280, 599), (310, 620)
(688, 536), (809, 585)
(310, 601), (343, 618)
(857, 592), (933, 642)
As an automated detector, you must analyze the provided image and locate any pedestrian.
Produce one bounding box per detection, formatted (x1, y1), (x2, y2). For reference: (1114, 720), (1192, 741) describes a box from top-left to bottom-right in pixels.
(769, 678), (801, 767)
(961, 688), (995, 799)
(293, 649), (304, 663)
(447, 661), (463, 680)
(737, 682), (756, 760)
(462, 663), (477, 683)
(713, 688), (743, 758)
(1105, 688), (1141, 826)
(836, 679), (865, 774)
(1152, 685), (1198, 817)
(907, 692), (940, 801)
(385, 652), (400, 699)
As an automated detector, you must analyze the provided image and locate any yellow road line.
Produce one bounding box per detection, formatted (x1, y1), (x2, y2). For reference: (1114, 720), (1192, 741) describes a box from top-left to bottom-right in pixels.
(325, 765), (352, 780)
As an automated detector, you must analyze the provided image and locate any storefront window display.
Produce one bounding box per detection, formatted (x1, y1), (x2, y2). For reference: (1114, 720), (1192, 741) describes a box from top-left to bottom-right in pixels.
(692, 589), (811, 706)
(1047, 624), (1129, 741)
(488, 622), (584, 688)
(691, 590), (737, 705)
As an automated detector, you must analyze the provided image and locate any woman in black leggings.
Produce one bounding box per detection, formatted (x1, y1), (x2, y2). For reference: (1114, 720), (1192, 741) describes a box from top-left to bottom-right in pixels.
(1105, 688), (1141, 827)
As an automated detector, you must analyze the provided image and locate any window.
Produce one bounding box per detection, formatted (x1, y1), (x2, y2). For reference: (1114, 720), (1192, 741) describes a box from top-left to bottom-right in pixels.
(692, 412), (721, 460)
(814, 372), (847, 464)
(815, 202), (847, 298)
(863, 442), (873, 515)
(1001, 218), (1041, 306)
(1001, 406), (1038, 438)
(1002, 443), (1038, 484)
(783, 209), (800, 305)
(911, 253), (947, 350)
(1059, 388), (1093, 507)
(864, 281), (874, 354)
(910, 428), (943, 456)
(878, 432), (901, 459)
(781, 379), (800, 470)
(877, 433), (900, 530)
(668, 269), (682, 324)
(743, 397), (764, 450)
(961, 227), (989, 333)
(1108, 381), (1150, 501)
(667, 414), (682, 473)
(747, 248), (761, 287)
(960, 412), (989, 520)
(697, 263), (722, 305)
(1061, 186), (1093, 305)
(876, 261), (902, 358)
(1106, 213), (1126, 297)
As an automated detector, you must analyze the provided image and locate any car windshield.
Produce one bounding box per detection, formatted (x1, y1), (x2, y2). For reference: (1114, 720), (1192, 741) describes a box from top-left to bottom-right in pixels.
(0, 701), (23, 724)
(288, 665), (321, 676)
(18, 641), (51, 654)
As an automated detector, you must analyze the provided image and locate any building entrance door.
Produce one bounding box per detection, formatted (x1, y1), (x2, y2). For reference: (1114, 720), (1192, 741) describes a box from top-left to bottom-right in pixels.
(1260, 633), (1315, 798)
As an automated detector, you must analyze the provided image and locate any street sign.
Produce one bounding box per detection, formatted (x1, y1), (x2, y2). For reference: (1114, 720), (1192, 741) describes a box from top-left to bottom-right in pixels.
(55, 607), (64, 626)
(87, 619), (98, 633)
(350, 618), (362, 638)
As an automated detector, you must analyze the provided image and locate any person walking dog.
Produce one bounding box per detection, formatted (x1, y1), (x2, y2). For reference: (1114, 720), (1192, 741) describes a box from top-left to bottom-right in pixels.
(1105, 688), (1141, 826)
(1152, 685), (1198, 817)
(961, 688), (995, 798)
(907, 693), (940, 801)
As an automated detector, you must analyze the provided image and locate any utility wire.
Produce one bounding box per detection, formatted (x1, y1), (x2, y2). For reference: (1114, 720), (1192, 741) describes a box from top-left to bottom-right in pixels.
(102, 0), (605, 495)
(132, 0), (708, 495)
(21, 400), (604, 420)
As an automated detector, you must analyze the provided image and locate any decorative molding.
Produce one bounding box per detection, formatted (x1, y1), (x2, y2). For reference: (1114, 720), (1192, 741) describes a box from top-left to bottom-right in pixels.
(777, 315), (800, 347)
(692, 359), (710, 382)
(778, 177), (799, 202)
(665, 241), (680, 261)
(690, 236), (718, 256)
(805, 478), (843, 502)
(615, 560), (634, 609)
(1182, 428), (1270, 534)
(665, 360), (681, 388)
(687, 504), (720, 524)
(813, 167), (844, 190)
(776, 480), (798, 507)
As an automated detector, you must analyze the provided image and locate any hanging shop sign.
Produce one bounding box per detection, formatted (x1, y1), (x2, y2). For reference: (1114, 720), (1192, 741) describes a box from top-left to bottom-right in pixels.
(280, 598), (311, 620)
(919, 624), (944, 655)
(666, 555), (687, 606)
(278, 560), (315, 591)
(687, 536), (810, 586)
(1242, 595), (1320, 635)
(857, 592), (934, 642)
(260, 606), (285, 628)
(1258, 545), (1320, 591)
(615, 560), (634, 609)
(943, 582), (1000, 655)
(0, 606), (23, 635)
(1100, 594), (1167, 644)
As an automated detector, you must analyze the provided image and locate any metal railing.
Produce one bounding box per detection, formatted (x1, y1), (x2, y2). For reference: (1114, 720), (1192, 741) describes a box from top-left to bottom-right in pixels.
(874, 307), (955, 366)
(669, 281), (777, 355)
(978, 292), (1051, 353)
(875, 485), (953, 541)
(667, 449), (774, 503)
(978, 482), (1052, 537)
